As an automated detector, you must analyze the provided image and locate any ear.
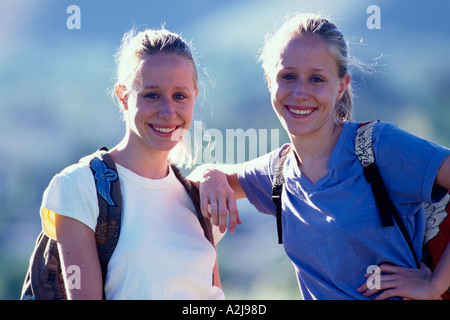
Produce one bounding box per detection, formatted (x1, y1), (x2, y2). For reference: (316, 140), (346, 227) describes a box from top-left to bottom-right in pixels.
(337, 74), (350, 100)
(115, 84), (128, 110)
(194, 86), (200, 100)
(265, 73), (272, 92)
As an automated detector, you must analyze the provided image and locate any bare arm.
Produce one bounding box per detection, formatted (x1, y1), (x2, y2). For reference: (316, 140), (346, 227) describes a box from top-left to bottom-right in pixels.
(189, 164), (246, 233)
(435, 155), (450, 190)
(213, 246), (222, 289)
(428, 154), (450, 296)
(55, 214), (103, 300)
(429, 242), (450, 297)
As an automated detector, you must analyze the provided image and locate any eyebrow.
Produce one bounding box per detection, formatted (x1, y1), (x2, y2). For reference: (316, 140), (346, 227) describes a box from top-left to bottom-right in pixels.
(281, 66), (329, 73)
(141, 85), (192, 91)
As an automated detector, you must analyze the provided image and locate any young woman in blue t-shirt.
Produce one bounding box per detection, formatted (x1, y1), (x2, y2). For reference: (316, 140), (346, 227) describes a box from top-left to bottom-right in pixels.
(189, 13), (450, 299)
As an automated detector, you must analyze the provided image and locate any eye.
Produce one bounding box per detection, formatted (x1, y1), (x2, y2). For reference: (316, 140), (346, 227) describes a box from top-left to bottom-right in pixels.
(281, 73), (296, 81)
(310, 75), (324, 84)
(144, 92), (159, 99)
(173, 93), (188, 101)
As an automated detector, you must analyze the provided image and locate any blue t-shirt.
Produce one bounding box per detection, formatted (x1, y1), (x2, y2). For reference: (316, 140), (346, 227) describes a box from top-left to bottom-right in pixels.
(238, 121), (450, 300)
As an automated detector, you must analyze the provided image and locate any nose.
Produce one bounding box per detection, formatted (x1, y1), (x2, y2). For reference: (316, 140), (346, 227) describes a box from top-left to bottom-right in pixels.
(158, 97), (177, 120)
(292, 78), (309, 99)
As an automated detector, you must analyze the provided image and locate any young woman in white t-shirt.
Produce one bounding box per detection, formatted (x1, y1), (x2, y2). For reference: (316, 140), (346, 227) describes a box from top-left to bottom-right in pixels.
(40, 28), (225, 300)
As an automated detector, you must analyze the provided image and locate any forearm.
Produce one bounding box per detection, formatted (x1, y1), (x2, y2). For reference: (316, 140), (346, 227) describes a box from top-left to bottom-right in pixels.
(55, 214), (103, 300)
(430, 242), (450, 297)
(189, 164), (245, 232)
(431, 155), (450, 295)
(189, 163), (246, 199)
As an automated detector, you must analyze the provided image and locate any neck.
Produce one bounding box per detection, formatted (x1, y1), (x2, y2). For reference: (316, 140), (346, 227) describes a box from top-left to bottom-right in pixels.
(109, 136), (170, 180)
(290, 121), (343, 182)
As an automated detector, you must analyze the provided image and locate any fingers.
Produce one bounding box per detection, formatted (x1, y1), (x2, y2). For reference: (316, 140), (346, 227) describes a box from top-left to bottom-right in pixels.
(357, 262), (437, 300)
(226, 193), (241, 233)
(356, 263), (406, 298)
(200, 192), (211, 219)
(200, 188), (241, 233)
(197, 168), (242, 233)
(357, 274), (400, 299)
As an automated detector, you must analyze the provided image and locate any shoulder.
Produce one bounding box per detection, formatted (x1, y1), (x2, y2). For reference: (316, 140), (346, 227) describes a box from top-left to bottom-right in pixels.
(41, 159), (99, 236)
(355, 120), (415, 153)
(371, 120), (448, 154)
(59, 160), (93, 178)
(237, 144), (291, 182)
(264, 143), (292, 172)
(237, 145), (290, 200)
(372, 121), (402, 141)
(48, 161), (95, 191)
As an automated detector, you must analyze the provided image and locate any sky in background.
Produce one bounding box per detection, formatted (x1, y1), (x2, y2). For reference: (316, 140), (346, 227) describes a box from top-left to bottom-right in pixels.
(0, 0), (449, 300)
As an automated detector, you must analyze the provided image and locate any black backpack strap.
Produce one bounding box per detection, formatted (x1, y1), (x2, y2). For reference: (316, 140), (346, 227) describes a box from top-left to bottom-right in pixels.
(272, 144), (291, 244)
(82, 147), (122, 299)
(355, 121), (420, 268)
(355, 121), (395, 228)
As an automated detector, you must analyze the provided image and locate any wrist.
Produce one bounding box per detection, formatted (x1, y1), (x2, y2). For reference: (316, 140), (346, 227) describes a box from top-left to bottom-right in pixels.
(188, 164), (216, 182)
(429, 272), (448, 299)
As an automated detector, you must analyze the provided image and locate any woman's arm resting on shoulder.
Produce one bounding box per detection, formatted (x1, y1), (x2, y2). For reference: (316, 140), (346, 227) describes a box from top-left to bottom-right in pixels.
(55, 213), (103, 300)
(189, 164), (245, 233)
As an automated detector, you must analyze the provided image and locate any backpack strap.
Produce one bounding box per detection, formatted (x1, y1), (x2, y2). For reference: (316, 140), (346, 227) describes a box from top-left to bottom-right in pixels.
(171, 164), (215, 247)
(272, 144), (291, 244)
(171, 164), (216, 286)
(82, 147), (122, 299)
(355, 121), (394, 227)
(355, 121), (420, 268)
(21, 148), (122, 300)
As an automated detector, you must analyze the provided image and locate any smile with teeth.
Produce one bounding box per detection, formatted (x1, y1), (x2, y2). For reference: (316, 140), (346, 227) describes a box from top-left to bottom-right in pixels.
(287, 106), (315, 115)
(151, 125), (178, 133)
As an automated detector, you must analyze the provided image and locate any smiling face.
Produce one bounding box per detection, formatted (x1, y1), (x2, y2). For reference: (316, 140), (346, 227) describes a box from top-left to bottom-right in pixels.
(119, 53), (198, 156)
(267, 34), (350, 139)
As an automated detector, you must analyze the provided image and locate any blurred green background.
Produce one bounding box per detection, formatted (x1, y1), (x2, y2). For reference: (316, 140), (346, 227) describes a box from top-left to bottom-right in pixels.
(0, 0), (449, 300)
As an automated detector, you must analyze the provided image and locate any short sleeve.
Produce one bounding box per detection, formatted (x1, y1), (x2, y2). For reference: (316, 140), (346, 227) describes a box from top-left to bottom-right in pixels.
(237, 148), (282, 216)
(373, 122), (450, 204)
(40, 163), (99, 239)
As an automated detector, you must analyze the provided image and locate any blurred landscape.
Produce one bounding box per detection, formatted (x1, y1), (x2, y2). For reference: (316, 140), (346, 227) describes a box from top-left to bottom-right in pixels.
(0, 0), (449, 300)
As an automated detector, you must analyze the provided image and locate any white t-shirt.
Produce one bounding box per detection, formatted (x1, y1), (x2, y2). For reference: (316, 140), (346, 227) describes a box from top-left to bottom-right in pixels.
(40, 161), (225, 300)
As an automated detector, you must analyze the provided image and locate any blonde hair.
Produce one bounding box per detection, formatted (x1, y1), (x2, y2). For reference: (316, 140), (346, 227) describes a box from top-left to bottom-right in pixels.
(113, 27), (199, 168)
(114, 27), (198, 96)
(259, 13), (353, 121)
